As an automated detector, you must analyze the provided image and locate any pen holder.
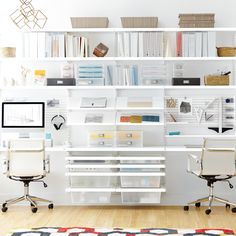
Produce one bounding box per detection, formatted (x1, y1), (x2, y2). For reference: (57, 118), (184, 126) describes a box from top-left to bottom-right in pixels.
(204, 75), (230, 86)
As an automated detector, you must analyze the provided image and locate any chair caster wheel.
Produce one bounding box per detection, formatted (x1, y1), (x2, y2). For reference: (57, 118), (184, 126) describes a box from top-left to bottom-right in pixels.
(2, 203), (7, 208)
(184, 206), (189, 211)
(231, 207), (236, 213)
(31, 207), (38, 213)
(2, 207), (8, 212)
(48, 203), (54, 209)
(226, 204), (230, 209)
(30, 203), (36, 207)
(195, 202), (201, 208)
(205, 209), (211, 215)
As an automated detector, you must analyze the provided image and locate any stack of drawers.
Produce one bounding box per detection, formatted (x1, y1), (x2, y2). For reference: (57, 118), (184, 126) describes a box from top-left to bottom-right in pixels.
(88, 131), (143, 147)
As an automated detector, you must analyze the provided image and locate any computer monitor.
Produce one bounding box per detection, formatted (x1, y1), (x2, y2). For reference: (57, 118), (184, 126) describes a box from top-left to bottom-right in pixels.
(1, 102), (45, 128)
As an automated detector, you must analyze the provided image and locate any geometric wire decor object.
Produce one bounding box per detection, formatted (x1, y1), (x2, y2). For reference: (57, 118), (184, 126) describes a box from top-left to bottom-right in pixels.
(10, 0), (47, 29)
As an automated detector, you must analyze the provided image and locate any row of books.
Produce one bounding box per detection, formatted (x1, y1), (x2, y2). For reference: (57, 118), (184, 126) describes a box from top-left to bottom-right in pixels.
(176, 32), (216, 57)
(117, 32), (164, 57)
(116, 65), (139, 86)
(23, 33), (89, 58)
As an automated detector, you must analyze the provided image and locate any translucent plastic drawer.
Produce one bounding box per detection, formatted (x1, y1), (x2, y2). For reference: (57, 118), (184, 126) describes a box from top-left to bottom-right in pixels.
(120, 176), (161, 188)
(121, 192), (161, 204)
(88, 131), (115, 147)
(71, 192), (111, 204)
(77, 78), (104, 86)
(120, 159), (161, 164)
(116, 131), (143, 147)
(70, 176), (111, 188)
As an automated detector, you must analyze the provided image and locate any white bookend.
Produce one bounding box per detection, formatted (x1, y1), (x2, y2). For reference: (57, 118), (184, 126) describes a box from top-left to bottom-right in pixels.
(138, 32), (144, 57)
(23, 33), (30, 57)
(37, 32), (46, 58)
(195, 32), (202, 57)
(124, 32), (130, 57)
(182, 33), (189, 57)
(58, 33), (65, 57)
(130, 33), (138, 57)
(158, 32), (164, 57)
(188, 33), (196, 57)
(117, 33), (124, 57)
(77, 36), (81, 57)
(207, 31), (216, 57)
(45, 33), (52, 58)
(29, 33), (38, 58)
(202, 32), (208, 57)
(84, 37), (88, 57)
(73, 35), (78, 57)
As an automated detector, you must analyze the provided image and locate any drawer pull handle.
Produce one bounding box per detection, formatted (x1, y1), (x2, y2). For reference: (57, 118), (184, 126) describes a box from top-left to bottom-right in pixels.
(98, 134), (105, 138)
(127, 141), (133, 146)
(126, 133), (133, 138)
(98, 141), (105, 146)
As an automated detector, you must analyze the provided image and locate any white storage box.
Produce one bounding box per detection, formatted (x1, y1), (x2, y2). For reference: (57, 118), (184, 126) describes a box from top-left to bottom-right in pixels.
(121, 192), (161, 204)
(70, 176), (111, 188)
(88, 131), (115, 147)
(77, 78), (105, 86)
(116, 131), (143, 147)
(71, 192), (111, 204)
(120, 176), (161, 188)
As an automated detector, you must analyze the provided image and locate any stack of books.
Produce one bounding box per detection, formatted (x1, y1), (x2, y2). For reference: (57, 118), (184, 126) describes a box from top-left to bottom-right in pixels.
(23, 32), (89, 58)
(176, 31), (216, 57)
(117, 32), (164, 57)
(77, 65), (104, 86)
(178, 13), (215, 28)
(66, 34), (89, 57)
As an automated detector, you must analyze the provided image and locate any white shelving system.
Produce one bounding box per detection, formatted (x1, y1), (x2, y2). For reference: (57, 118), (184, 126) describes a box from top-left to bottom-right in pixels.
(1, 27), (236, 205)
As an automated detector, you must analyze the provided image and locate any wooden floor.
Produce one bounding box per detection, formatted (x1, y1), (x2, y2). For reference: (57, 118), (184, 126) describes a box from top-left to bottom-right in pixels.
(1, 206), (236, 235)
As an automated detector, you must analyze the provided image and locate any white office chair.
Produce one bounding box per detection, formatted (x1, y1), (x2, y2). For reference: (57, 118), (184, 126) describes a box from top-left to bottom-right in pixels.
(1, 139), (53, 213)
(184, 138), (236, 215)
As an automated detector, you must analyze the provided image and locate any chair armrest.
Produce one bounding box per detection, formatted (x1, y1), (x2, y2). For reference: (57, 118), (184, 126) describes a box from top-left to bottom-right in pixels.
(44, 155), (50, 174)
(1, 156), (9, 175)
(187, 153), (201, 173)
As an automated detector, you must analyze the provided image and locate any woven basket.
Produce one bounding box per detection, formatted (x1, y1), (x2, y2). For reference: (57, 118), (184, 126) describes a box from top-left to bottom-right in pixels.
(204, 75), (229, 86)
(0, 47), (16, 57)
(217, 47), (236, 57)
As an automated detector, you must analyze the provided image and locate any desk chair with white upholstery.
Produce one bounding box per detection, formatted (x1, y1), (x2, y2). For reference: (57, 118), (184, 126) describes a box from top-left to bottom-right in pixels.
(184, 138), (236, 215)
(1, 139), (53, 213)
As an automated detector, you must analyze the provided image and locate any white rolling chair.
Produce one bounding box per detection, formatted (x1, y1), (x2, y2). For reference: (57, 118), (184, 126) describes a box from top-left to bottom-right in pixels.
(184, 138), (236, 215)
(1, 139), (53, 213)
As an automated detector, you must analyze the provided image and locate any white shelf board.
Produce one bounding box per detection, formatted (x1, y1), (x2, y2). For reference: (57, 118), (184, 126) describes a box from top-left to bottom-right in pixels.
(164, 85), (235, 89)
(23, 27), (236, 33)
(116, 107), (164, 111)
(65, 156), (165, 161)
(67, 122), (164, 126)
(65, 187), (166, 193)
(1, 57), (236, 63)
(67, 107), (115, 111)
(165, 146), (202, 152)
(165, 134), (236, 138)
(65, 172), (166, 177)
(65, 164), (165, 168)
(65, 147), (165, 152)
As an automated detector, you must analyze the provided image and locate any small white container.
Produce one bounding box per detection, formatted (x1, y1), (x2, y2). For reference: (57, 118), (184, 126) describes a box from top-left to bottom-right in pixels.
(71, 192), (111, 204)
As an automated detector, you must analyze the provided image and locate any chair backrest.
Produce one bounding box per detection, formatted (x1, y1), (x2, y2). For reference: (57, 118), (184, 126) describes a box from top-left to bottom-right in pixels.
(8, 139), (45, 177)
(201, 138), (236, 176)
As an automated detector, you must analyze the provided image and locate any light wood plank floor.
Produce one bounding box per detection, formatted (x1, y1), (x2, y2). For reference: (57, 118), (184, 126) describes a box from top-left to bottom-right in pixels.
(1, 206), (236, 235)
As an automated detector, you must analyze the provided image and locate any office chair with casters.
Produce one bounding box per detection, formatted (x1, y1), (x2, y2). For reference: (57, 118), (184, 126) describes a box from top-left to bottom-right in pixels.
(1, 139), (53, 213)
(184, 138), (236, 215)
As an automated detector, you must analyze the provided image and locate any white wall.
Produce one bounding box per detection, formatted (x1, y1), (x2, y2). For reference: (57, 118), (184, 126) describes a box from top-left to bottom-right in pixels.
(0, 0), (236, 31)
